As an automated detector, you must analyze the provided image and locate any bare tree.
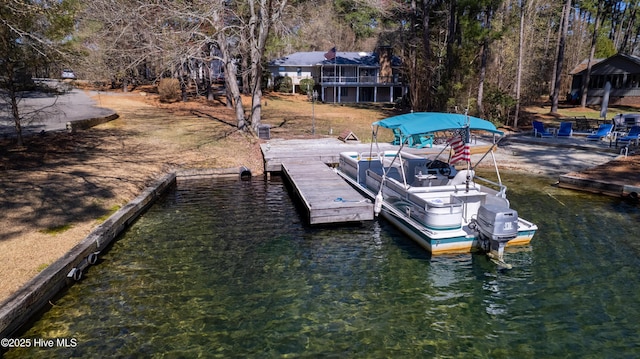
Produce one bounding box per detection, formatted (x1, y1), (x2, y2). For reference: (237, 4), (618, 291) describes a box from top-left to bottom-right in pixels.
(514, 0), (526, 128)
(477, 8), (491, 118)
(551, 0), (572, 114)
(245, 0), (288, 132)
(152, 0), (287, 132)
(580, 1), (602, 108)
(0, 0), (77, 146)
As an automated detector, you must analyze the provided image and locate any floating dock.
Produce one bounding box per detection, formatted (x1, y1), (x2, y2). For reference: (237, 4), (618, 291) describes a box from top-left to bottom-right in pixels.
(261, 138), (404, 173)
(262, 138), (492, 225)
(281, 160), (374, 224)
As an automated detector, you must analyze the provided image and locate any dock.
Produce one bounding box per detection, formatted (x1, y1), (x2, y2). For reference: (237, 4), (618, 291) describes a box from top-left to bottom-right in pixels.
(261, 138), (406, 173)
(281, 160), (374, 224)
(261, 138), (493, 225)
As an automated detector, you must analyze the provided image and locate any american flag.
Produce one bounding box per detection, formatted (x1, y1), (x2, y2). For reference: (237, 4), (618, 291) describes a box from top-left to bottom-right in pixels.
(448, 135), (470, 164)
(324, 47), (336, 61)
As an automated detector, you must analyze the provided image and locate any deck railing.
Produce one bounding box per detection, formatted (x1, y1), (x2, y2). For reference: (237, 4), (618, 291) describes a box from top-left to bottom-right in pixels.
(320, 75), (400, 84)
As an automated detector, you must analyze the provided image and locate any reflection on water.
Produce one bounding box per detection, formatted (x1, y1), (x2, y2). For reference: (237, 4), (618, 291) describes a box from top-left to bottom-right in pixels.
(6, 174), (640, 358)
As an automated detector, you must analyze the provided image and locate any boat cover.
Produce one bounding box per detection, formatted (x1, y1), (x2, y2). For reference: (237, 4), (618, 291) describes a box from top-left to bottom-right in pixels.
(373, 112), (503, 136)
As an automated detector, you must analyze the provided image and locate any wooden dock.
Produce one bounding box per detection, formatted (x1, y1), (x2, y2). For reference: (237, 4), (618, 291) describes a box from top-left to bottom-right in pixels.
(263, 137), (496, 225)
(261, 138), (405, 173)
(282, 160), (374, 224)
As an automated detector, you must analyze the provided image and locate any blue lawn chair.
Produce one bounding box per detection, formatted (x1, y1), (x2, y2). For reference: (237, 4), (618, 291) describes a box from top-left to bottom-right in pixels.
(617, 125), (640, 146)
(557, 121), (573, 137)
(532, 121), (553, 138)
(392, 128), (405, 145)
(586, 123), (613, 141)
(410, 133), (433, 148)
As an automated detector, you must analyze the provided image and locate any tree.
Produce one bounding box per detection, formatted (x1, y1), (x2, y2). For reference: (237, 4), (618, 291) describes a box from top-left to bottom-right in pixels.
(580, 1), (603, 108)
(0, 0), (78, 146)
(551, 0), (572, 114)
(139, 0), (287, 132)
(477, 4), (495, 118)
(246, 0), (288, 132)
(70, 0), (640, 130)
(514, 0), (525, 128)
(77, 0), (188, 89)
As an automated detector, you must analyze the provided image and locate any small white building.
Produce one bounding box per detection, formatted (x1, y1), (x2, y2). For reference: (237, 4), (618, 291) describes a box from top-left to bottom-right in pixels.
(267, 47), (407, 104)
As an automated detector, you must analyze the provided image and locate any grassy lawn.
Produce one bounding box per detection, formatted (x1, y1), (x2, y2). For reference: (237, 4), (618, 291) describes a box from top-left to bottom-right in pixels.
(261, 93), (640, 136)
(261, 93), (399, 143)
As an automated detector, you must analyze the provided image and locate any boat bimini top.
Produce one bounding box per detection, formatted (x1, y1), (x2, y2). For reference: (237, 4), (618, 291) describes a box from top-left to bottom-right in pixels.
(370, 111), (508, 198)
(372, 112), (503, 136)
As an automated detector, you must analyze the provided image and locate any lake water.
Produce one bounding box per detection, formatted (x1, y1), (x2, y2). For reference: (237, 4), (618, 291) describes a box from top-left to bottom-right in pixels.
(5, 173), (640, 358)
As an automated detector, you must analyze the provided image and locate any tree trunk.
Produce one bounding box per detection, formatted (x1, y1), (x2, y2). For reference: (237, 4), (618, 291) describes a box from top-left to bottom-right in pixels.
(514, 0), (525, 128)
(446, 0), (457, 82)
(580, 3), (601, 108)
(478, 42), (487, 119)
(551, 0), (572, 114)
(242, 46), (251, 96)
(477, 7), (493, 119)
(181, 79), (188, 102)
(621, 3), (637, 53)
(207, 78), (214, 101)
(421, 0), (432, 111)
(550, 2), (566, 99)
(11, 91), (24, 147)
(3, 61), (24, 146)
(247, 0), (287, 133)
(218, 34), (247, 130)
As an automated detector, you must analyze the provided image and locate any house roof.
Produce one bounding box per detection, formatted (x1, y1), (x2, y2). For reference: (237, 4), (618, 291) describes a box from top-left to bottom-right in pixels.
(570, 53), (640, 75)
(269, 51), (401, 67)
(569, 58), (606, 75)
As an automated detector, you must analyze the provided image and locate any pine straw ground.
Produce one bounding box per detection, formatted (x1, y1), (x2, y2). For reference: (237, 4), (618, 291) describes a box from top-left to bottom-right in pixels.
(1, 91), (639, 303)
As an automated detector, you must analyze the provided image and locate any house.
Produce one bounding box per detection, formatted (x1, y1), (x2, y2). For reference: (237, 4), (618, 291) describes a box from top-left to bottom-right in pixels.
(267, 47), (407, 104)
(570, 53), (640, 106)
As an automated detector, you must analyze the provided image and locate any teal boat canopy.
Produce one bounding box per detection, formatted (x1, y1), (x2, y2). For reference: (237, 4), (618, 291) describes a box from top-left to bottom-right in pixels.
(373, 112), (503, 136)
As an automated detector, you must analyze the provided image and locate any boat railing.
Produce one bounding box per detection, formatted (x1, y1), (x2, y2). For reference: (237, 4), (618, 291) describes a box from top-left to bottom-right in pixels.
(359, 153), (380, 161)
(473, 175), (508, 197)
(407, 183), (481, 194)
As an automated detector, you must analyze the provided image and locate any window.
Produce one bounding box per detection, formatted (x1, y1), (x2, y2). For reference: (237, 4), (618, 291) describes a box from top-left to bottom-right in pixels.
(340, 87), (348, 97)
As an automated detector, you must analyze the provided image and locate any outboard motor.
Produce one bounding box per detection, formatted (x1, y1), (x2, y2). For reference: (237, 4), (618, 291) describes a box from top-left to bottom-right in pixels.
(472, 204), (519, 267)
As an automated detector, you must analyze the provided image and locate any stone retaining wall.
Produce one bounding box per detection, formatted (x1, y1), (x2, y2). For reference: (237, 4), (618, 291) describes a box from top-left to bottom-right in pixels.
(0, 173), (176, 338)
(65, 114), (119, 132)
(0, 167), (252, 339)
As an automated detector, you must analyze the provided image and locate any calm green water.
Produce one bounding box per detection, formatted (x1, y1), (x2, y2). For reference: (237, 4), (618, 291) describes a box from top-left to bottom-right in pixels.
(5, 174), (640, 358)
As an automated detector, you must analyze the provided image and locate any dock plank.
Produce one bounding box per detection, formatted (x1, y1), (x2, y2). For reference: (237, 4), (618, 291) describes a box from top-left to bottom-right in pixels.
(281, 160), (373, 224)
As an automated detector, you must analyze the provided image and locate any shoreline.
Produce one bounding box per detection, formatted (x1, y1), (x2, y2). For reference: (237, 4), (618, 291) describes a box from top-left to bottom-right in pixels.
(1, 92), (639, 310)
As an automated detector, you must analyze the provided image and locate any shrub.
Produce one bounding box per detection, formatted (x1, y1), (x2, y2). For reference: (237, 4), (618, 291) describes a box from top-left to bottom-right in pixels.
(299, 78), (315, 95)
(274, 76), (293, 93)
(158, 78), (181, 103)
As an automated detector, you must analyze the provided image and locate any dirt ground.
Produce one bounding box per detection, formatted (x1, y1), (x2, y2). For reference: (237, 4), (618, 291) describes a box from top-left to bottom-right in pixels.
(1, 91), (639, 304)
(563, 152), (640, 188)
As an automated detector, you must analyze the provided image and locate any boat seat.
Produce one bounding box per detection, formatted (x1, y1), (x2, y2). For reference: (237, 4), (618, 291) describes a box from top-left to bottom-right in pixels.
(385, 167), (403, 182)
(447, 170), (475, 186)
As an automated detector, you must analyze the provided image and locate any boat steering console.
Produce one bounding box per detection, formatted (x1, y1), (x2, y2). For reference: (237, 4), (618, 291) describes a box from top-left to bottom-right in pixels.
(425, 159), (456, 178)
